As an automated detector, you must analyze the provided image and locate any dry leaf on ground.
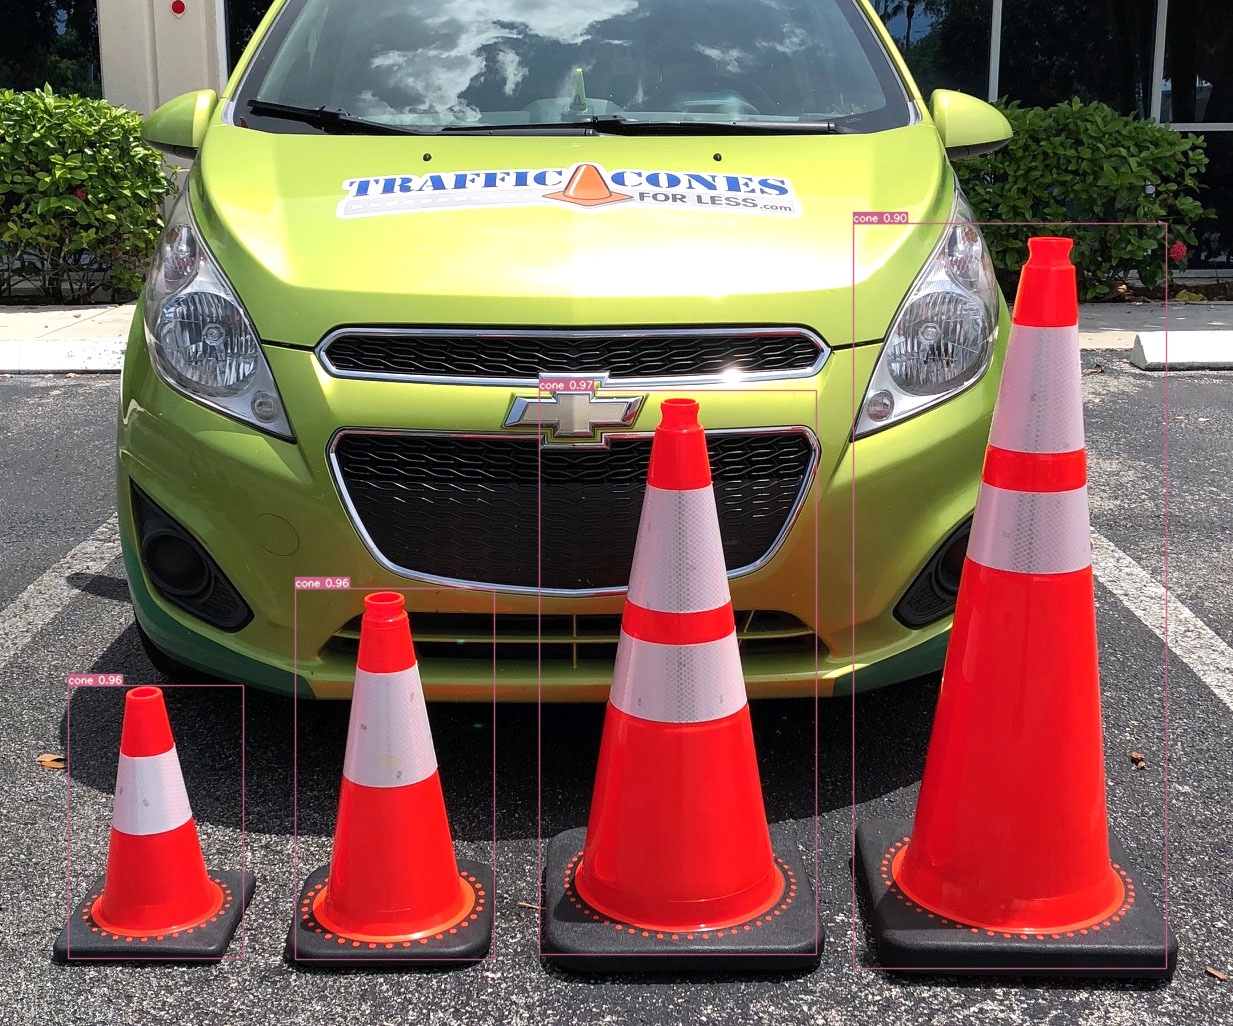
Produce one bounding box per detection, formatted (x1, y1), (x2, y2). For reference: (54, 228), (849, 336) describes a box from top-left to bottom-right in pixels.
(36, 753), (66, 770)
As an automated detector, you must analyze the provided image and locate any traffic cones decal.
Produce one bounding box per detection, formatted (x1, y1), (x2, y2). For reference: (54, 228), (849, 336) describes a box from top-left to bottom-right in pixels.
(855, 237), (1176, 977)
(53, 686), (254, 961)
(287, 592), (493, 965)
(542, 398), (820, 971)
(544, 163), (632, 207)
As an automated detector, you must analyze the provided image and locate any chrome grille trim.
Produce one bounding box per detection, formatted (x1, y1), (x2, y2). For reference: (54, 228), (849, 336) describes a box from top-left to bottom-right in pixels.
(316, 325), (830, 386)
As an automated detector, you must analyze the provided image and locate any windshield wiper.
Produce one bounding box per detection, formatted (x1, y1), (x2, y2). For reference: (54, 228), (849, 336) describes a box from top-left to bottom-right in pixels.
(245, 102), (850, 137)
(585, 115), (848, 135)
(245, 99), (434, 136)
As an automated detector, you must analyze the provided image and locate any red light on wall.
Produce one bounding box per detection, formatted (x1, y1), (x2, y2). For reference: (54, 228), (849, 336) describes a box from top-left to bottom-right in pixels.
(171, 0), (186, 15)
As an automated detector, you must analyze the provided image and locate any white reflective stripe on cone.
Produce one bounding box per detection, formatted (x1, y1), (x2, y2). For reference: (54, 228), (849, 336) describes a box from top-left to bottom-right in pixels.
(609, 630), (748, 723)
(343, 665), (437, 788)
(626, 484), (731, 613)
(989, 324), (1085, 454)
(112, 747), (193, 836)
(967, 482), (1092, 575)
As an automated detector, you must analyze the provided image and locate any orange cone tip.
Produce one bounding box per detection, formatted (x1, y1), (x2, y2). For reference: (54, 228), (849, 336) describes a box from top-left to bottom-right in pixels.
(647, 398), (712, 490)
(1012, 236), (1079, 328)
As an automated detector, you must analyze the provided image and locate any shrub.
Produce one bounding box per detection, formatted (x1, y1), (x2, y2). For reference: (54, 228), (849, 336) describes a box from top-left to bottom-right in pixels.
(956, 99), (1211, 301)
(0, 86), (173, 303)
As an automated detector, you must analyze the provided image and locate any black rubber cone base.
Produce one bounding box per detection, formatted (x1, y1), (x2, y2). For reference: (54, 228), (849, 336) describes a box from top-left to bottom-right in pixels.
(854, 819), (1177, 978)
(541, 827), (821, 973)
(53, 869), (255, 963)
(286, 860), (493, 968)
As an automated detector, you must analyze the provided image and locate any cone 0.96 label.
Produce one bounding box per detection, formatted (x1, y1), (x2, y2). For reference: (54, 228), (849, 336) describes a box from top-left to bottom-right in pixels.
(67, 674), (124, 686)
(295, 577), (351, 589)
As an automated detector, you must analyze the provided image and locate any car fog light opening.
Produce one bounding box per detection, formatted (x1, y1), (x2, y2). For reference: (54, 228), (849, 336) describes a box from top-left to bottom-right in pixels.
(141, 530), (211, 599)
(131, 484), (253, 632)
(894, 519), (971, 629)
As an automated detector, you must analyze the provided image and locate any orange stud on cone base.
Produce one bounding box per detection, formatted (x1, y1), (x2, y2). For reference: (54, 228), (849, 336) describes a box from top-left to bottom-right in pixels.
(855, 237), (1176, 978)
(542, 398), (820, 972)
(53, 686), (255, 962)
(544, 163), (633, 207)
(287, 592), (493, 966)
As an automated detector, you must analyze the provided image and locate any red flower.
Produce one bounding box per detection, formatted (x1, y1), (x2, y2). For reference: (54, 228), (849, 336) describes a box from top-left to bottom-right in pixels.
(74, 188), (87, 201)
(1169, 241), (1188, 263)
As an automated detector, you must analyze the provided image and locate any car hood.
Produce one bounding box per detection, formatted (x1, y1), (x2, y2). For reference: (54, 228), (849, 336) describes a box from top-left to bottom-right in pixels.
(192, 120), (954, 347)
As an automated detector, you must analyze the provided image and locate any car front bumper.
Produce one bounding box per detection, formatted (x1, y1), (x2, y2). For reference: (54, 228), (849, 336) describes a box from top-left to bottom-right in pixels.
(119, 300), (1008, 700)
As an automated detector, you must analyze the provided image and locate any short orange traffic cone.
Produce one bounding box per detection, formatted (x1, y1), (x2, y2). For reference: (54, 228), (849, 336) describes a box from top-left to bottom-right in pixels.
(54, 686), (254, 961)
(855, 237), (1176, 977)
(542, 399), (819, 971)
(287, 592), (492, 965)
(544, 163), (632, 207)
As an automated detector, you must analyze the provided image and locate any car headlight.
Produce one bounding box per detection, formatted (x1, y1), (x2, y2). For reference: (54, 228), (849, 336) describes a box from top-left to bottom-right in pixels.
(144, 189), (293, 440)
(854, 192), (999, 437)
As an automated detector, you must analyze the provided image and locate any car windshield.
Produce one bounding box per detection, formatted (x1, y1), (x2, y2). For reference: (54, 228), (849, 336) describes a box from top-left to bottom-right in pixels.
(233, 0), (912, 134)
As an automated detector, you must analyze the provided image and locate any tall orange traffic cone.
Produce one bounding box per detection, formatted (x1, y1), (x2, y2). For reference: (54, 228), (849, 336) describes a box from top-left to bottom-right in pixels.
(287, 592), (492, 965)
(542, 398), (819, 971)
(855, 237), (1176, 977)
(54, 686), (254, 961)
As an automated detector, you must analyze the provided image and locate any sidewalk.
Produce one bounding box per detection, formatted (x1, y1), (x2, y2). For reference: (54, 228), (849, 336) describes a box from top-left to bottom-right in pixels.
(0, 303), (132, 372)
(1, 300), (1231, 372)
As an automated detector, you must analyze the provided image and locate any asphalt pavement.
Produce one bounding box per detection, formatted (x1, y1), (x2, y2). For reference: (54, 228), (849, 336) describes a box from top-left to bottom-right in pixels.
(1, 359), (1230, 1026)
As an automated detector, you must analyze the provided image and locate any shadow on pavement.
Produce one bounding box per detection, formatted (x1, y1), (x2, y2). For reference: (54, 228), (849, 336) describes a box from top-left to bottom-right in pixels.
(60, 621), (943, 845)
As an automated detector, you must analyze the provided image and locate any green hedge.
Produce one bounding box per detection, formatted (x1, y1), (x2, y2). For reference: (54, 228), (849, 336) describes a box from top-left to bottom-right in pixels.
(956, 99), (1210, 301)
(0, 86), (172, 303)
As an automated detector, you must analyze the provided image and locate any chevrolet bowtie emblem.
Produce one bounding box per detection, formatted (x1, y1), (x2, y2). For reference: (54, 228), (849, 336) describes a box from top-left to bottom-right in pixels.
(504, 390), (645, 445)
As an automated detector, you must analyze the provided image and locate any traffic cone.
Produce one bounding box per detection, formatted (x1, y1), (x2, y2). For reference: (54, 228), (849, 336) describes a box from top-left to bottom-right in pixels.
(544, 162), (632, 207)
(855, 237), (1176, 977)
(53, 686), (254, 962)
(286, 592), (493, 965)
(541, 398), (820, 971)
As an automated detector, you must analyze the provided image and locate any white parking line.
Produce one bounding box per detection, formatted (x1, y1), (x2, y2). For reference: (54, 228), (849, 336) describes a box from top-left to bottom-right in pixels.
(1092, 530), (1233, 712)
(0, 515), (121, 672)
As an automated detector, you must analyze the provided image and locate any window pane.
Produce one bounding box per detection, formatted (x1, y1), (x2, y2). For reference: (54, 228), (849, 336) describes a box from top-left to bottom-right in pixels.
(999, 0), (1156, 116)
(0, 2), (100, 96)
(1192, 133), (1232, 267)
(1162, 0), (1233, 123)
(874, 0), (991, 99)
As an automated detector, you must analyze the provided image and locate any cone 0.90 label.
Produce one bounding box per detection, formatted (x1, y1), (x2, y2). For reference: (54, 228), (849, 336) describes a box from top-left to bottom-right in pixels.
(853, 211), (909, 224)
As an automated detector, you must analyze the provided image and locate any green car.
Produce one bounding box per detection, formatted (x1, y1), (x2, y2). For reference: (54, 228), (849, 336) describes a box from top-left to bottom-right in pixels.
(122, 0), (1012, 700)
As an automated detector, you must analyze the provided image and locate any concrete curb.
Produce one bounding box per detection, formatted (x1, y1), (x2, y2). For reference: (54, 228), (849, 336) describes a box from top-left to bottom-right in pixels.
(0, 338), (127, 373)
(1130, 331), (1233, 371)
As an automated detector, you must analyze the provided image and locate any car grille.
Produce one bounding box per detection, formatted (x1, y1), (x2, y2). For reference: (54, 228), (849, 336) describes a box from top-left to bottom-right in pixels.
(331, 430), (817, 593)
(324, 610), (817, 667)
(318, 327), (825, 383)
